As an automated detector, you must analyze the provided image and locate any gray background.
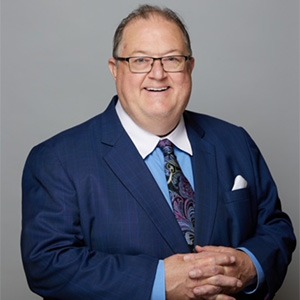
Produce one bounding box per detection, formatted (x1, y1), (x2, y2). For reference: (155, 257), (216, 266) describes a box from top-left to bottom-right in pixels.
(1, 0), (299, 299)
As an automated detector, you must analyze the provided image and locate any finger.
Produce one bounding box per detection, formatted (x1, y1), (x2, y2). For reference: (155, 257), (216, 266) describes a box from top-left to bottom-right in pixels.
(203, 294), (237, 300)
(202, 246), (232, 254)
(203, 274), (242, 289)
(207, 255), (236, 266)
(184, 252), (236, 266)
(194, 245), (204, 253)
(192, 286), (237, 299)
(190, 263), (228, 279)
(193, 284), (222, 297)
(215, 294), (237, 300)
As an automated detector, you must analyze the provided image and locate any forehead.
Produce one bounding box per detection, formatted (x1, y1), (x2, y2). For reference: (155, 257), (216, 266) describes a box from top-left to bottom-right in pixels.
(120, 16), (187, 55)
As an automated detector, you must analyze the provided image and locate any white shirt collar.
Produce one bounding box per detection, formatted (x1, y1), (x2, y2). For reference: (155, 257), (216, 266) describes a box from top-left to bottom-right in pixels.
(115, 100), (193, 159)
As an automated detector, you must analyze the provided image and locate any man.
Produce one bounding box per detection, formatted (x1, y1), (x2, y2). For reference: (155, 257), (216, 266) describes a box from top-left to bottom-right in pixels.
(21, 5), (296, 300)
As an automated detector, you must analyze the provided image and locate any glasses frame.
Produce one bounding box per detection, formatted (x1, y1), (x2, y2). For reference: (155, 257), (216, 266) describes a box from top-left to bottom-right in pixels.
(114, 55), (193, 73)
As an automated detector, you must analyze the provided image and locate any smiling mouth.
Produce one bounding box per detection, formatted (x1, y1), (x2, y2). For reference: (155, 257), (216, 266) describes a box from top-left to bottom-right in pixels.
(145, 87), (170, 92)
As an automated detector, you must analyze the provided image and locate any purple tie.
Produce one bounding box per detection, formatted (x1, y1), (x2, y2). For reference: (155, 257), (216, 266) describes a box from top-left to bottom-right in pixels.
(157, 139), (195, 248)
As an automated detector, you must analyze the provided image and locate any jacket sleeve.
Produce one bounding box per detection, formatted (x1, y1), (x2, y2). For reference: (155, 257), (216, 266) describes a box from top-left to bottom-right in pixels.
(21, 143), (158, 300)
(238, 128), (296, 299)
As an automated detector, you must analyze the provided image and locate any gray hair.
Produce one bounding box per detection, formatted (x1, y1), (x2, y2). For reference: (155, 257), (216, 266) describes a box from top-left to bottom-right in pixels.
(112, 4), (192, 57)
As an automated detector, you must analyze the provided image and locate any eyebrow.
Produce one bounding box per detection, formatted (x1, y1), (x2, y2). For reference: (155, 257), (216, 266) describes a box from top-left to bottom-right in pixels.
(128, 49), (184, 56)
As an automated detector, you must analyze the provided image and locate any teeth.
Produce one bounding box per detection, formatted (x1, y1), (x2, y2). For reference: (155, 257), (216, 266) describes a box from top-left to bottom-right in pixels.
(146, 87), (168, 92)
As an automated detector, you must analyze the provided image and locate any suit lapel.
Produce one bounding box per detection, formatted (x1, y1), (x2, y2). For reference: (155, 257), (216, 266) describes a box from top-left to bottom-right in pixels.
(186, 114), (218, 246)
(100, 98), (189, 253)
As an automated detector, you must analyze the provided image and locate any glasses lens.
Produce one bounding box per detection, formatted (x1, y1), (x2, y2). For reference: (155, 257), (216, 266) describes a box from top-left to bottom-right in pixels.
(129, 57), (153, 73)
(162, 56), (185, 72)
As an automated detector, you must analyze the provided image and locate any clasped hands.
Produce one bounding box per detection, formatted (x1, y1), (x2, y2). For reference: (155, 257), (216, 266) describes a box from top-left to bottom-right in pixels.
(165, 245), (257, 300)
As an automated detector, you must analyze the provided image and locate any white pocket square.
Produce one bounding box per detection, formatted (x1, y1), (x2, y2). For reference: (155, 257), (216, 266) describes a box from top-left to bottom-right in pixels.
(232, 175), (248, 191)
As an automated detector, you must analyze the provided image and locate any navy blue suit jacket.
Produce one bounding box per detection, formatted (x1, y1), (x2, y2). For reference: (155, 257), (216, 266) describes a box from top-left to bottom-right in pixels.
(21, 96), (296, 299)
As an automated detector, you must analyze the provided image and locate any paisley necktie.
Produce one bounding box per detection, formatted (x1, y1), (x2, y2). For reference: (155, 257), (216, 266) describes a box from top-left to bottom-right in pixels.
(157, 139), (195, 248)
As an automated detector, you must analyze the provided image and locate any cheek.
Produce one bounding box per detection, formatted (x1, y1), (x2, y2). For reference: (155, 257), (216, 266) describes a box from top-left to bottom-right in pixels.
(173, 75), (192, 95)
(116, 73), (143, 93)
(172, 70), (192, 85)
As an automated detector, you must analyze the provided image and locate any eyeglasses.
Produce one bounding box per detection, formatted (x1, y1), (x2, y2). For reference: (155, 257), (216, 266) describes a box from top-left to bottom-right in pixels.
(114, 55), (193, 73)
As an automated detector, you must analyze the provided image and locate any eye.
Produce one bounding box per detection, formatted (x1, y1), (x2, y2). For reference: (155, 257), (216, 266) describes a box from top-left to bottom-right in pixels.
(132, 57), (151, 64)
(164, 56), (180, 63)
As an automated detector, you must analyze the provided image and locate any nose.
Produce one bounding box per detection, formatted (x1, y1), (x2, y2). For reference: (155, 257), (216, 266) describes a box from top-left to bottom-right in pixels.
(148, 59), (167, 79)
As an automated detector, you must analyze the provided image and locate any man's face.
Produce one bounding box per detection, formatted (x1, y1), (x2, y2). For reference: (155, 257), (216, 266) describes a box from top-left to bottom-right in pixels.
(109, 16), (195, 134)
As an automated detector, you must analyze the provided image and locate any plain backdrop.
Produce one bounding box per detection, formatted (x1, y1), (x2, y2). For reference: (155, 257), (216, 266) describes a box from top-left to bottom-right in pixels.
(1, 1), (299, 299)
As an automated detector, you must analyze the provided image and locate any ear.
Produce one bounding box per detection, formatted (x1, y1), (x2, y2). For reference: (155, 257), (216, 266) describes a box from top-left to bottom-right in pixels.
(189, 57), (195, 73)
(108, 58), (118, 80)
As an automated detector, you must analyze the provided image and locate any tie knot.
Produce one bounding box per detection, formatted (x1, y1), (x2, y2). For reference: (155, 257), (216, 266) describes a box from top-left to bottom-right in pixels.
(157, 139), (174, 156)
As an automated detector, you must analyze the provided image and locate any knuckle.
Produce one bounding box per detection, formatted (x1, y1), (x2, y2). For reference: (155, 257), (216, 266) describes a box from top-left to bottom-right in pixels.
(212, 275), (221, 285)
(210, 265), (219, 274)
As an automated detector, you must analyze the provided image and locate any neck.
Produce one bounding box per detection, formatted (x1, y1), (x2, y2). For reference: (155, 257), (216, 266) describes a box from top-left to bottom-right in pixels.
(136, 116), (180, 137)
(158, 123), (179, 137)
